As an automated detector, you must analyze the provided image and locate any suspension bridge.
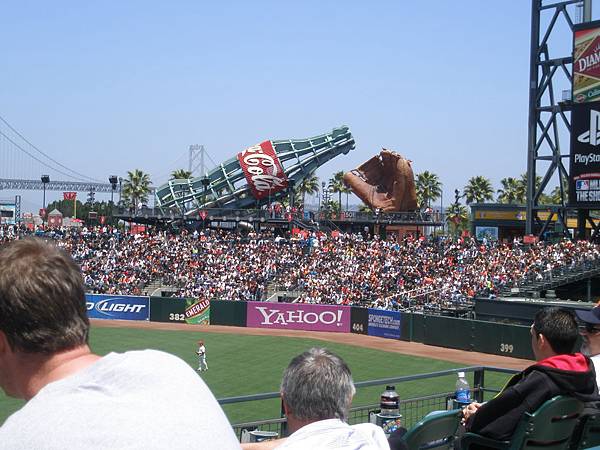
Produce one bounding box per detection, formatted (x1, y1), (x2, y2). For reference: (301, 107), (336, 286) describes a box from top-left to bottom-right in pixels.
(0, 115), (115, 194)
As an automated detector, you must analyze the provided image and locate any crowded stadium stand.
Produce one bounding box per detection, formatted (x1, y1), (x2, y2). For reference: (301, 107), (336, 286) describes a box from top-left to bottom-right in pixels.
(1, 223), (599, 316)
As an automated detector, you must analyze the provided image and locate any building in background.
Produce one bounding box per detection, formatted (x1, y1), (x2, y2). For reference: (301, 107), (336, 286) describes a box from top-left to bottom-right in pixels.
(470, 203), (600, 241)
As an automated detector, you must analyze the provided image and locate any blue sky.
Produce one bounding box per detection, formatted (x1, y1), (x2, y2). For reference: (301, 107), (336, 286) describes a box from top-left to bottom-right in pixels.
(0, 1), (591, 210)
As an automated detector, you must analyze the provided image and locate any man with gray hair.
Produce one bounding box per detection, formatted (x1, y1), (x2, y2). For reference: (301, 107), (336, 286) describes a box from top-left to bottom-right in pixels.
(242, 347), (388, 449)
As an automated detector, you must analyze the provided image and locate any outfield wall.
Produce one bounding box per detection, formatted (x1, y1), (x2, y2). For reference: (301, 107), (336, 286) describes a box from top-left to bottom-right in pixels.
(86, 294), (536, 359)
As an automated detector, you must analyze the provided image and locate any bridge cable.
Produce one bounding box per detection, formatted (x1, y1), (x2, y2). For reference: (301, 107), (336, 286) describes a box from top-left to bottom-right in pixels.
(0, 129), (91, 181)
(0, 115), (102, 183)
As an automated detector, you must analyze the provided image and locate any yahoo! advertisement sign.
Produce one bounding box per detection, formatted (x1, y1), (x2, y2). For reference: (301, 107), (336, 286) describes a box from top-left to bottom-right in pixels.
(246, 302), (350, 332)
(86, 294), (149, 321)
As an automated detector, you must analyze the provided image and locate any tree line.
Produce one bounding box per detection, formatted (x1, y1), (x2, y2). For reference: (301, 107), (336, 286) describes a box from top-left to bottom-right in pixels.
(49, 168), (561, 229)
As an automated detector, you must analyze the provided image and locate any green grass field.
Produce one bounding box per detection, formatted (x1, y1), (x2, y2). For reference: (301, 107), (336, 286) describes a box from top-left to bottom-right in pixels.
(0, 325), (513, 426)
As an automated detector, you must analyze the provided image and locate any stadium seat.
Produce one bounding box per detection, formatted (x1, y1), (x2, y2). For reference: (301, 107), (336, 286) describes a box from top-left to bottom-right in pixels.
(570, 411), (600, 450)
(400, 409), (462, 449)
(461, 395), (584, 450)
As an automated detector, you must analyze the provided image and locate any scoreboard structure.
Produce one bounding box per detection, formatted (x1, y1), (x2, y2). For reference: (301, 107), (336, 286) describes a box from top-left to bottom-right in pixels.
(570, 20), (600, 207)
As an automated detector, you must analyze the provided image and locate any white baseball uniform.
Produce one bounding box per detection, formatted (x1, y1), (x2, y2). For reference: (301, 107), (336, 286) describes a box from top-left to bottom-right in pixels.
(197, 344), (208, 371)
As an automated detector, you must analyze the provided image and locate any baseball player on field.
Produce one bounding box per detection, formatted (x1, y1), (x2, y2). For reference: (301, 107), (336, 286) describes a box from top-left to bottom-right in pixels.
(196, 340), (208, 372)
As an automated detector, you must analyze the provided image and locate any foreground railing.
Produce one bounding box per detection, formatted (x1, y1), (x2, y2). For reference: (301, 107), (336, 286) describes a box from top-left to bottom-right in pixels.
(218, 366), (518, 442)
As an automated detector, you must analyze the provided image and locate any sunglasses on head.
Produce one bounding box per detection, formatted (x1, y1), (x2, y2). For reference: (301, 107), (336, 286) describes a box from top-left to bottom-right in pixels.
(579, 323), (600, 333)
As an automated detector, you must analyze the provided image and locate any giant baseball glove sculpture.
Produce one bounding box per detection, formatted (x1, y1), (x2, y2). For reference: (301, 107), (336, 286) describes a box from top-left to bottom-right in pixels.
(343, 149), (418, 212)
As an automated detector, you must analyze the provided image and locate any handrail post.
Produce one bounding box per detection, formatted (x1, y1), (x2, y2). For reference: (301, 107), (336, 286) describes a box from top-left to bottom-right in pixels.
(280, 398), (287, 437)
(473, 367), (485, 403)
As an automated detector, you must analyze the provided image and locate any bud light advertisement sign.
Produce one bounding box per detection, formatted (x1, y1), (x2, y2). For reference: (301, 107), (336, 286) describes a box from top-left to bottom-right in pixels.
(86, 294), (149, 321)
(246, 301), (350, 332)
(367, 309), (401, 339)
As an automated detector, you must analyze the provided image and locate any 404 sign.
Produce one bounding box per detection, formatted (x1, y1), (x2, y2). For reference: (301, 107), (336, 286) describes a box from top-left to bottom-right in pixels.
(352, 323), (364, 333)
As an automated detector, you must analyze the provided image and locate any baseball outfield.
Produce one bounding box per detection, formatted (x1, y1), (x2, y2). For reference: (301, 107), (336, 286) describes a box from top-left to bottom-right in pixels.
(0, 320), (530, 426)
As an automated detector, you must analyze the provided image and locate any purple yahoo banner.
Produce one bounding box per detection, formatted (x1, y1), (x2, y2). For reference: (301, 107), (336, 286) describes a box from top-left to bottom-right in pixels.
(246, 301), (351, 332)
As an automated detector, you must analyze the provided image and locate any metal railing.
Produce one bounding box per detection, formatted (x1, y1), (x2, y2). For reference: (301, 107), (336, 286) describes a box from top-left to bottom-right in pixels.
(113, 205), (443, 226)
(314, 210), (443, 224)
(502, 258), (600, 294)
(219, 366), (518, 441)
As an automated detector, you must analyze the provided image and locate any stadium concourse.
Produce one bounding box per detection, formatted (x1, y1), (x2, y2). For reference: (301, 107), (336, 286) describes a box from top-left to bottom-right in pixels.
(1, 223), (599, 311)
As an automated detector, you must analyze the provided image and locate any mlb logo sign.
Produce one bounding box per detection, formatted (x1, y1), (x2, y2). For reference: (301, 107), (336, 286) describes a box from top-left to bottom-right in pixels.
(577, 180), (590, 191)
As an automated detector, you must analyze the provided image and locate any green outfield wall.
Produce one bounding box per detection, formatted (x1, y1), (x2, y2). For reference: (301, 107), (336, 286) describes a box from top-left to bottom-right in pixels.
(207, 301), (535, 360)
(398, 313), (533, 359)
(209, 300), (246, 327)
(88, 295), (541, 360)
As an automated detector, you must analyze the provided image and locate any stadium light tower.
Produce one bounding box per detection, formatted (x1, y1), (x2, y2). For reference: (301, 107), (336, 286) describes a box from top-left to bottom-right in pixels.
(201, 176), (210, 208)
(41, 175), (50, 224)
(118, 177), (123, 206)
(109, 175), (118, 222)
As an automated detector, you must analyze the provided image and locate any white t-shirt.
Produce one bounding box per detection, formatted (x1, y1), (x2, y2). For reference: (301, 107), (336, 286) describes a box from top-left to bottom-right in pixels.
(591, 354), (600, 389)
(274, 419), (389, 449)
(0, 350), (241, 450)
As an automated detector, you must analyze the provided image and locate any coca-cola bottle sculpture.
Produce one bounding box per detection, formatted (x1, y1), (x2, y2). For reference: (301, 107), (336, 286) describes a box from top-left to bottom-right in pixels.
(155, 126), (355, 213)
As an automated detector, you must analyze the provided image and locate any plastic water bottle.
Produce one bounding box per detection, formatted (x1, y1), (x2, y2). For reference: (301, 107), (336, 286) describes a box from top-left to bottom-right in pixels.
(380, 385), (400, 417)
(455, 372), (471, 404)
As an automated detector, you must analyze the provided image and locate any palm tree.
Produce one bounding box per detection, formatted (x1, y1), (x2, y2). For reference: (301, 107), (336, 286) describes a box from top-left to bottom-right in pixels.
(463, 176), (494, 204)
(538, 178), (568, 205)
(170, 169), (193, 180)
(415, 171), (442, 209)
(341, 180), (352, 211)
(122, 169), (151, 211)
(297, 173), (320, 210)
(515, 173), (541, 204)
(549, 180), (568, 204)
(446, 203), (469, 236)
(329, 171), (346, 211)
(497, 177), (520, 204)
(326, 200), (341, 214)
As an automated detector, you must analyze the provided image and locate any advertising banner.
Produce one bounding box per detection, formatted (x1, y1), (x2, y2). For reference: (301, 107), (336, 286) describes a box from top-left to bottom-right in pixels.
(569, 102), (600, 206)
(246, 301), (350, 332)
(573, 21), (600, 103)
(237, 141), (288, 200)
(475, 226), (498, 241)
(185, 298), (210, 325)
(367, 309), (401, 339)
(86, 294), (149, 321)
(149, 297), (210, 324)
(0, 203), (16, 225)
(350, 306), (368, 335)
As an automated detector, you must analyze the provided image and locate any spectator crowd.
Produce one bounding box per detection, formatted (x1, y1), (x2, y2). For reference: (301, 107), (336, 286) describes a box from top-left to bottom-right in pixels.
(1, 223), (599, 311)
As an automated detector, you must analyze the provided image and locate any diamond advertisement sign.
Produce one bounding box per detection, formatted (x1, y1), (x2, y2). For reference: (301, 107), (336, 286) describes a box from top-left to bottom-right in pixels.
(574, 21), (600, 103)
